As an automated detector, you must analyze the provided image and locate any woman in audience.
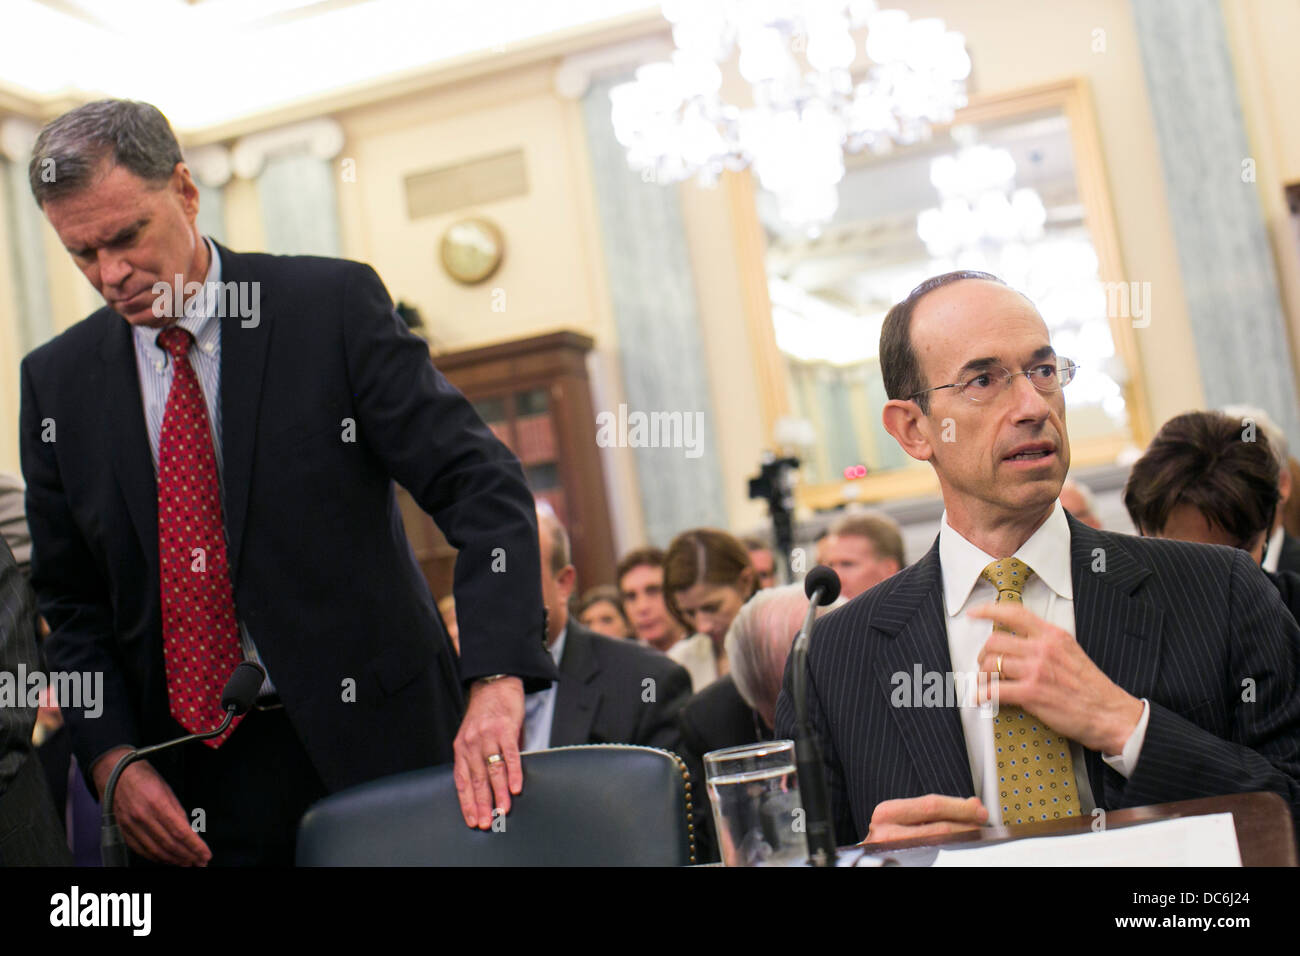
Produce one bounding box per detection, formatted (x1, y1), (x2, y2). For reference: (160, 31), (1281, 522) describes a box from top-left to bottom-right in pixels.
(574, 585), (633, 639)
(662, 528), (757, 691)
(1123, 410), (1300, 622)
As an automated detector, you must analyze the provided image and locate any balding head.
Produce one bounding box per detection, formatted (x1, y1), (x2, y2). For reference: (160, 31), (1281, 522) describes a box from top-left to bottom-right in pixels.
(536, 503), (575, 645)
(880, 273), (1071, 551)
(726, 583), (840, 729)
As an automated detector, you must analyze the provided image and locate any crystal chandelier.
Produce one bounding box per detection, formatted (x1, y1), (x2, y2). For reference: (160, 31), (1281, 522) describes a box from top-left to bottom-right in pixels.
(609, 1), (971, 233)
(916, 142), (1047, 257)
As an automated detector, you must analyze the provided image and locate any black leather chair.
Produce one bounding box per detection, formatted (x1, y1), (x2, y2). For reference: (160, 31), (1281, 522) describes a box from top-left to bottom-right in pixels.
(296, 745), (698, 866)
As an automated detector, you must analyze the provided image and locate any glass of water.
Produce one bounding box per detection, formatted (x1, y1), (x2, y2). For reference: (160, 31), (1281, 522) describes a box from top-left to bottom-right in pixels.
(704, 740), (808, 867)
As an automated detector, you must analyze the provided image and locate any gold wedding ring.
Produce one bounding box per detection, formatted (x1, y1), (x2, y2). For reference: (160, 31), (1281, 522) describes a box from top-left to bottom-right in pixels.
(996, 655), (1004, 679)
(486, 753), (504, 767)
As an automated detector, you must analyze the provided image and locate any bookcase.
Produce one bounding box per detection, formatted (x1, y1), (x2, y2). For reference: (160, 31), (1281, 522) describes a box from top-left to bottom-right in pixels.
(395, 330), (617, 601)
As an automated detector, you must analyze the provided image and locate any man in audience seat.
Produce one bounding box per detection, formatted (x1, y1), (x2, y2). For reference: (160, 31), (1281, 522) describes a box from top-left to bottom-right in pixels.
(526, 507), (691, 751)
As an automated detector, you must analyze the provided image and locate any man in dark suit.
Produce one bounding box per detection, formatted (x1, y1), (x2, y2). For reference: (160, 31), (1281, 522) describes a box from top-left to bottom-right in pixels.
(525, 507), (690, 752)
(777, 271), (1300, 847)
(20, 100), (556, 865)
(0, 536), (72, 865)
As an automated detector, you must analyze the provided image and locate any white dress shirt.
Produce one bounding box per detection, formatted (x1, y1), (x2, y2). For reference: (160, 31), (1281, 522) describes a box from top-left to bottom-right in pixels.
(667, 633), (718, 692)
(938, 501), (1150, 824)
(1262, 525), (1285, 573)
(522, 625), (567, 752)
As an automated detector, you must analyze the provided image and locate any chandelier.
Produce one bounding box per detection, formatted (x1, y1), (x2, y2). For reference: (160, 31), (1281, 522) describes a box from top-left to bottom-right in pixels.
(609, 1), (971, 233)
(916, 142), (1047, 257)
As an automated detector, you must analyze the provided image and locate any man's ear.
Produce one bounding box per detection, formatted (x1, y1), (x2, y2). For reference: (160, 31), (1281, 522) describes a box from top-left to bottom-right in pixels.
(556, 565), (578, 601)
(882, 398), (934, 462)
(173, 162), (200, 221)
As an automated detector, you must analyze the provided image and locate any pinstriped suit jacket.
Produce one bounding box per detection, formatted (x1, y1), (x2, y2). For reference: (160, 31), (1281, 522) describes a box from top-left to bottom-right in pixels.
(775, 514), (1300, 846)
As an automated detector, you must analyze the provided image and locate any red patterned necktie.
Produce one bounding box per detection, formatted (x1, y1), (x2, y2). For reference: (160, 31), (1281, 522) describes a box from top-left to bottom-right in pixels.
(156, 326), (243, 746)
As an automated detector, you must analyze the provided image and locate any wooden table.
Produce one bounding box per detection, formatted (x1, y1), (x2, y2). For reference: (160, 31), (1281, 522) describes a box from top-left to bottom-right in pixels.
(839, 792), (1296, 866)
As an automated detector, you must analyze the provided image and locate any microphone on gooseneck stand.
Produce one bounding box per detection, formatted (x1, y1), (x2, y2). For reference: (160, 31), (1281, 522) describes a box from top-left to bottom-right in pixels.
(100, 661), (266, 867)
(794, 565), (841, 867)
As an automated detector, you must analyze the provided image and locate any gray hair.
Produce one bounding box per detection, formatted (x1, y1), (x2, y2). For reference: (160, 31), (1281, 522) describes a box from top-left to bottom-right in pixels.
(725, 583), (841, 728)
(28, 99), (183, 206)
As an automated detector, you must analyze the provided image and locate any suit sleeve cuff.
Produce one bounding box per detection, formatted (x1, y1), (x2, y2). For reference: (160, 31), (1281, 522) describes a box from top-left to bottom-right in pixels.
(1101, 698), (1150, 778)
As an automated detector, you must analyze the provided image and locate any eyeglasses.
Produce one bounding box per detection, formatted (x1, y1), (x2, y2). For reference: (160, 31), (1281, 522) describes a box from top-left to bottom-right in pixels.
(909, 358), (1079, 405)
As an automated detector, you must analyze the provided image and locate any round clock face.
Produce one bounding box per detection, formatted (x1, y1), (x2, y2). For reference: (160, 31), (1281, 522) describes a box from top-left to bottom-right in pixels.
(440, 218), (504, 285)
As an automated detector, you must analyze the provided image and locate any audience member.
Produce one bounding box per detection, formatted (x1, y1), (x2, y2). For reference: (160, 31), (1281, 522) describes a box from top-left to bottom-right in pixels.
(616, 548), (686, 651)
(814, 531), (831, 568)
(1221, 405), (1300, 575)
(822, 511), (904, 600)
(1124, 410), (1300, 622)
(0, 472), (31, 574)
(1286, 458), (1300, 539)
(740, 535), (778, 588)
(677, 584), (834, 861)
(777, 270), (1300, 846)
(575, 585), (633, 640)
(524, 506), (690, 751)
(663, 529), (758, 691)
(1058, 476), (1103, 529)
(0, 535), (72, 863)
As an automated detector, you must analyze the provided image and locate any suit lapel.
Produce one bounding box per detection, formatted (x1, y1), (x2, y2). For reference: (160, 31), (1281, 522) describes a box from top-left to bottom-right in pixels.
(213, 243), (272, 582)
(550, 625), (601, 747)
(871, 540), (975, 798)
(100, 314), (158, 564)
(1067, 515), (1164, 800)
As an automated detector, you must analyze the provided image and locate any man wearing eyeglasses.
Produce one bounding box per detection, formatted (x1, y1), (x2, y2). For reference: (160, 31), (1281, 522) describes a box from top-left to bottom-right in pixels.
(776, 270), (1300, 848)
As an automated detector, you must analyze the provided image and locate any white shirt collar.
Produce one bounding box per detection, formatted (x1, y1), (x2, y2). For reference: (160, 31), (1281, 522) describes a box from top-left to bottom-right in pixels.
(549, 624), (568, 668)
(1263, 525), (1285, 573)
(939, 501), (1074, 616)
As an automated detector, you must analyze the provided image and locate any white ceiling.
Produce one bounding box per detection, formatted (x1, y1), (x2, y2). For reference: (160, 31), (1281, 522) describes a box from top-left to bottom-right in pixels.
(1, 0), (659, 130)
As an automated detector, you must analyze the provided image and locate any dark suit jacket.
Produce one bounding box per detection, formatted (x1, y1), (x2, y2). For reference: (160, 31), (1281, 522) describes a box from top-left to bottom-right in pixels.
(776, 515), (1300, 846)
(676, 674), (773, 863)
(0, 536), (71, 864)
(1274, 532), (1300, 577)
(678, 675), (767, 759)
(1267, 569), (1300, 626)
(549, 621), (691, 751)
(20, 243), (557, 796)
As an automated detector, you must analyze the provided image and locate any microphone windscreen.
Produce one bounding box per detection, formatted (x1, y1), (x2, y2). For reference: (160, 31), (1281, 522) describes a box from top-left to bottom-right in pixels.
(804, 565), (842, 605)
(221, 661), (266, 714)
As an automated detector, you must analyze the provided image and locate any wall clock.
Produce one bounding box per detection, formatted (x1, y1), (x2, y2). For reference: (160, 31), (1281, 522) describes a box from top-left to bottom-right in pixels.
(440, 217), (504, 285)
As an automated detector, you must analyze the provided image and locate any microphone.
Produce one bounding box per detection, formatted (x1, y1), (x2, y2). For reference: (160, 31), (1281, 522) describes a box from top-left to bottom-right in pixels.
(793, 565), (841, 867)
(221, 660), (267, 713)
(100, 661), (266, 866)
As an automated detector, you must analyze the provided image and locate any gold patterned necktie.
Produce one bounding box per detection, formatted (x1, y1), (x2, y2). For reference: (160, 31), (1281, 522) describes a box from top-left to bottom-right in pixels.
(981, 557), (1079, 824)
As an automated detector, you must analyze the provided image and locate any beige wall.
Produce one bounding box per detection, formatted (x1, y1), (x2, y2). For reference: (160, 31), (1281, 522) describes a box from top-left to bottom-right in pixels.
(333, 62), (650, 551)
(1221, 0), (1300, 397)
(0, 166), (23, 475)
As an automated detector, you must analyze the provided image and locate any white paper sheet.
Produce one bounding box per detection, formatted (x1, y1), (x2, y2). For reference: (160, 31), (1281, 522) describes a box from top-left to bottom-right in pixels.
(930, 813), (1242, 867)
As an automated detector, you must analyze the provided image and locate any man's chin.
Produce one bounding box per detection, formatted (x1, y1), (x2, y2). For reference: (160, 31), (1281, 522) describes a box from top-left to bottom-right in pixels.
(115, 304), (169, 328)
